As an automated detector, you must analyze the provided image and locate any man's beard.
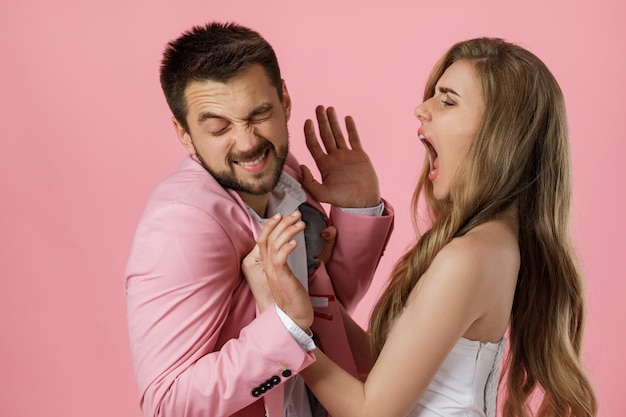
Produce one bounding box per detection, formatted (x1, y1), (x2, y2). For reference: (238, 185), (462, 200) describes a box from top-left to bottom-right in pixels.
(195, 139), (289, 196)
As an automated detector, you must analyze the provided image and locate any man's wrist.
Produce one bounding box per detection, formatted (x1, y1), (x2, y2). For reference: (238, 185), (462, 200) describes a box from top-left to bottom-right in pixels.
(338, 200), (384, 217)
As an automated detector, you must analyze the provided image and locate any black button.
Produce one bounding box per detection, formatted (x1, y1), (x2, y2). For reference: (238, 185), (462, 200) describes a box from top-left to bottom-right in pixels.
(271, 375), (281, 385)
(252, 387), (261, 397)
(259, 385), (267, 393)
(282, 369), (292, 377)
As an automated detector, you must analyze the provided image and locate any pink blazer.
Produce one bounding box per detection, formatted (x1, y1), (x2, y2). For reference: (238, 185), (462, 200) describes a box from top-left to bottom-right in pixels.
(125, 154), (394, 417)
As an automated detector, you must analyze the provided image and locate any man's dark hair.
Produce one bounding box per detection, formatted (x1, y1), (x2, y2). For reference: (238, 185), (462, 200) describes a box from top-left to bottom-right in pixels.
(160, 22), (283, 132)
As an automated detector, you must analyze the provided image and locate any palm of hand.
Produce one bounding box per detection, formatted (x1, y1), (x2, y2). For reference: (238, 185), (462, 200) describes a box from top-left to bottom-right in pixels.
(303, 106), (381, 208)
(313, 149), (380, 208)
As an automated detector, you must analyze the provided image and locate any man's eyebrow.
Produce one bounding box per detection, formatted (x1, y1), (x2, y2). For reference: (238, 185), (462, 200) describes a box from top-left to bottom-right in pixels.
(247, 103), (273, 118)
(197, 111), (222, 124)
(438, 86), (461, 97)
(197, 103), (274, 123)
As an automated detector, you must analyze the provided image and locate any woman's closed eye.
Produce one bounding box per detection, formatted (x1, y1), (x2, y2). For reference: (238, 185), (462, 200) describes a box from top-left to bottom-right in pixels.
(441, 94), (456, 106)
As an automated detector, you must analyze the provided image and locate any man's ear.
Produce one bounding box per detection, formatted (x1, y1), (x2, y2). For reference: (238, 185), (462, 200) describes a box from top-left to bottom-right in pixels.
(281, 80), (292, 122)
(172, 116), (196, 155)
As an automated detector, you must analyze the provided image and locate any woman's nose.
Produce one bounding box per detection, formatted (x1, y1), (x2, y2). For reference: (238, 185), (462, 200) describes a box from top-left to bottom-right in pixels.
(414, 100), (431, 122)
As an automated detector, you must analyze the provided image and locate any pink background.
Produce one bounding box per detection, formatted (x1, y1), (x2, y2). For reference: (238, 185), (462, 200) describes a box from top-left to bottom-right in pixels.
(1, 1), (623, 416)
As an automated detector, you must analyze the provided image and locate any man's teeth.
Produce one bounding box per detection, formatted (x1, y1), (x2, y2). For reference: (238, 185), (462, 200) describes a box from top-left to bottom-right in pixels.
(238, 154), (265, 167)
(419, 133), (427, 141)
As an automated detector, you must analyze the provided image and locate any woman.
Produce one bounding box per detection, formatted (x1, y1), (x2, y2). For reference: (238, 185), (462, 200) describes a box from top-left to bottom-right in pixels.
(244, 37), (597, 417)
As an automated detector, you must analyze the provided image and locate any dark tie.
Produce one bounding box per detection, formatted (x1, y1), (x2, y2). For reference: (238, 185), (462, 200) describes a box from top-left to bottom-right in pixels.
(299, 203), (329, 276)
(298, 202), (329, 417)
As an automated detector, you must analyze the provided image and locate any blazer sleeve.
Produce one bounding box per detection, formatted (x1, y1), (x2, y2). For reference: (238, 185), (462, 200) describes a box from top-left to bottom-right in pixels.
(325, 200), (394, 314)
(125, 202), (314, 417)
(282, 151), (395, 313)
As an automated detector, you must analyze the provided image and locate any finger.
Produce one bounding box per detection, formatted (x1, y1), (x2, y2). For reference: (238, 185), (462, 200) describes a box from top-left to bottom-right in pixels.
(257, 212), (302, 261)
(257, 213), (283, 253)
(344, 115), (363, 151)
(326, 107), (348, 149)
(321, 225), (337, 243)
(300, 165), (325, 202)
(257, 213), (296, 269)
(266, 211), (306, 265)
(304, 118), (327, 162)
(267, 211), (303, 245)
(242, 244), (262, 270)
(318, 225), (337, 264)
(315, 105), (337, 152)
(270, 239), (299, 267)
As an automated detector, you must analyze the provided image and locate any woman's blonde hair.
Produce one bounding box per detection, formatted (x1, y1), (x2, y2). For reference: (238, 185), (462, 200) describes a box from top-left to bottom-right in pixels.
(368, 38), (596, 417)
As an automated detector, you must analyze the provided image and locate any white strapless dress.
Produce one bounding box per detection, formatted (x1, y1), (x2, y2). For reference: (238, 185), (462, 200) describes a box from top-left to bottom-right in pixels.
(407, 337), (506, 417)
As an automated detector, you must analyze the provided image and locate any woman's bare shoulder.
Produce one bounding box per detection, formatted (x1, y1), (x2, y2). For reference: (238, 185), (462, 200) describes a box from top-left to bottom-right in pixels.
(432, 218), (519, 283)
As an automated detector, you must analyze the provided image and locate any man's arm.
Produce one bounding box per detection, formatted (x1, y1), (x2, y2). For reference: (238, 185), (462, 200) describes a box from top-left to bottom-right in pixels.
(325, 203), (394, 313)
(125, 202), (314, 417)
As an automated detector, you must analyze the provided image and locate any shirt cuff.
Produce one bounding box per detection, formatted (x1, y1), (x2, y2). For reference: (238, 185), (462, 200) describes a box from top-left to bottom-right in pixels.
(337, 201), (384, 217)
(275, 304), (316, 352)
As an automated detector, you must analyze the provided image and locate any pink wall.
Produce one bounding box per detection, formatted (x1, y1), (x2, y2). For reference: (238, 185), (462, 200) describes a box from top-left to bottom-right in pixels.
(1, 1), (623, 416)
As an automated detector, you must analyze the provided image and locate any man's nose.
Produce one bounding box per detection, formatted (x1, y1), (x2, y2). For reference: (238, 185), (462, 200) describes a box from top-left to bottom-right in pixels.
(232, 123), (259, 151)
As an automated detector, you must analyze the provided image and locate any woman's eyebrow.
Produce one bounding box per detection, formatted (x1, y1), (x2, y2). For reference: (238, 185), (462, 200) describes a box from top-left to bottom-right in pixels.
(437, 86), (461, 97)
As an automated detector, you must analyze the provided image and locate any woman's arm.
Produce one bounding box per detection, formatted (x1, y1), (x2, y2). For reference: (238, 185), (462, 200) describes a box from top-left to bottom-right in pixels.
(337, 302), (373, 380)
(301, 229), (517, 417)
(247, 213), (513, 417)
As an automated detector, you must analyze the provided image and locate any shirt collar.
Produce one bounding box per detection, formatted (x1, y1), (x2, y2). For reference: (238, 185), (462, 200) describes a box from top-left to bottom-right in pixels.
(247, 171), (307, 223)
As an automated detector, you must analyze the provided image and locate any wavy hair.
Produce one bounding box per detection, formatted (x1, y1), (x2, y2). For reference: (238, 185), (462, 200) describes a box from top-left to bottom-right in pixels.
(368, 38), (596, 417)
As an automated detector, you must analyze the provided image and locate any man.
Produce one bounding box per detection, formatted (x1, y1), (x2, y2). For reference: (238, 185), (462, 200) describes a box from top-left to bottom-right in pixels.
(125, 22), (394, 417)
